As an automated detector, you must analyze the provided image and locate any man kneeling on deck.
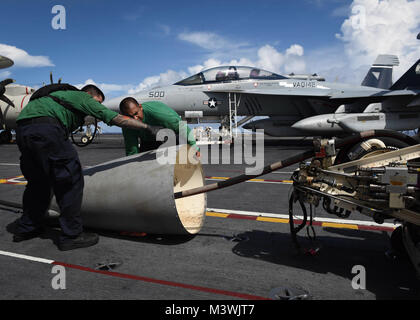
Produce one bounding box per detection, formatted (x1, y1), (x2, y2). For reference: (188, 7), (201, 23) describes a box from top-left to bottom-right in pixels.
(119, 97), (200, 157)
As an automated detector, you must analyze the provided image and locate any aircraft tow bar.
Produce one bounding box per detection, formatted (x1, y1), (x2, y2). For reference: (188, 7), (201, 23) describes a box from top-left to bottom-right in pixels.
(174, 130), (418, 199)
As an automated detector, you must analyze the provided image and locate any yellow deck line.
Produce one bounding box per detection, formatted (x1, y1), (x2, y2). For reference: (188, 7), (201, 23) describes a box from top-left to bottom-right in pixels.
(206, 212), (229, 218)
(256, 217), (289, 224)
(322, 222), (359, 230)
(0, 175), (26, 185)
(206, 211), (364, 231)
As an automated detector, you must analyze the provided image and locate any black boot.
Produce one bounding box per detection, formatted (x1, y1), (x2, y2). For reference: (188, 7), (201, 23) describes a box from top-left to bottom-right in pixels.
(58, 232), (99, 251)
(13, 228), (45, 242)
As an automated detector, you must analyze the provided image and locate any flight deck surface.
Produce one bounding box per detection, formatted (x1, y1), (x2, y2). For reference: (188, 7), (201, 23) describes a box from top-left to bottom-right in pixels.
(0, 135), (419, 300)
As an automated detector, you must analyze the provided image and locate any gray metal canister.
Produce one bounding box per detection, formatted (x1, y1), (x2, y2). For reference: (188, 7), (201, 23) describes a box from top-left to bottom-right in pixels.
(50, 145), (206, 235)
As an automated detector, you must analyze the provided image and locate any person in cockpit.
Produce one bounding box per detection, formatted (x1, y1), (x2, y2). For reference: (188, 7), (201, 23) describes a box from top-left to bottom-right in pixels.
(215, 71), (227, 82)
(227, 67), (239, 80)
(250, 68), (260, 78)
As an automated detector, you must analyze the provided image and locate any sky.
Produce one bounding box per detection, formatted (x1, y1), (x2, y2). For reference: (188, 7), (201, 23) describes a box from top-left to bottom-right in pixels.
(1, 0), (420, 132)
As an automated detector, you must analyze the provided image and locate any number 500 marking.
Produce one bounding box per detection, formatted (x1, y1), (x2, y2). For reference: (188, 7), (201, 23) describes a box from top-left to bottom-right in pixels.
(148, 91), (165, 98)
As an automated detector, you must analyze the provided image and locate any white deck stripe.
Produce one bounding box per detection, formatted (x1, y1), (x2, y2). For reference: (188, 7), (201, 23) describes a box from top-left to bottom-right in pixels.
(0, 250), (54, 264)
(0, 163), (20, 166)
(207, 208), (400, 228)
(271, 171), (294, 174)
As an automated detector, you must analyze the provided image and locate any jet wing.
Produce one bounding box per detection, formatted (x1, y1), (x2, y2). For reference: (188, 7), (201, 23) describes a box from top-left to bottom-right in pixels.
(204, 88), (332, 98)
(205, 88), (419, 105)
(330, 89), (418, 100)
(329, 89), (419, 104)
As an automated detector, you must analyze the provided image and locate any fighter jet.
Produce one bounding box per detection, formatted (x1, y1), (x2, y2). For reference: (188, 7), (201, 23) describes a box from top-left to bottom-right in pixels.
(0, 55), (35, 143)
(105, 55), (420, 140)
(245, 54), (408, 136)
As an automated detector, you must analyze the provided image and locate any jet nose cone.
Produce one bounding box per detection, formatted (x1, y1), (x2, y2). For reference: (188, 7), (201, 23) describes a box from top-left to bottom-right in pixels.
(243, 121), (261, 131)
(103, 96), (122, 111)
(291, 118), (318, 131)
(292, 115), (340, 133)
(292, 114), (346, 134)
(243, 123), (251, 130)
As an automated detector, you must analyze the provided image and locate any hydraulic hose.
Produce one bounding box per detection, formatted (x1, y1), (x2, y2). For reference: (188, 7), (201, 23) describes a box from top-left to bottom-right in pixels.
(174, 148), (316, 199)
(0, 199), (22, 209)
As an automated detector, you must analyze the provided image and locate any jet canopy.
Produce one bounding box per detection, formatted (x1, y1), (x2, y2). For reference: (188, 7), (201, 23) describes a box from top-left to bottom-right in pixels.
(175, 66), (287, 86)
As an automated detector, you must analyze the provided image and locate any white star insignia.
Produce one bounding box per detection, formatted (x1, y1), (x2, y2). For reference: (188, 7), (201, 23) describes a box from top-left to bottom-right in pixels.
(208, 98), (217, 108)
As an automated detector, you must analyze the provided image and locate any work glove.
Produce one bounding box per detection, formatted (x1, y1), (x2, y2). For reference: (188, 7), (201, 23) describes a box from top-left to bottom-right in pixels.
(146, 124), (165, 136)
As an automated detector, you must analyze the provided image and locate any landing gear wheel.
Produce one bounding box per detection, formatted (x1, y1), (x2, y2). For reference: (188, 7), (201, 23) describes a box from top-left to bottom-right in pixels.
(334, 137), (413, 164)
(81, 135), (89, 145)
(71, 118), (98, 147)
(390, 226), (409, 259)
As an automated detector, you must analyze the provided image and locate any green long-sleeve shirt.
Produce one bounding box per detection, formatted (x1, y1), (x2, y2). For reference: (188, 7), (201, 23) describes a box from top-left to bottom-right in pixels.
(122, 101), (198, 156)
(17, 90), (119, 132)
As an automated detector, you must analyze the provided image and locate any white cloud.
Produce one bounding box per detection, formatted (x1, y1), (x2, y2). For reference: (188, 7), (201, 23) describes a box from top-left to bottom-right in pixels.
(177, 30), (306, 75)
(302, 0), (420, 84)
(0, 44), (54, 68)
(76, 70), (189, 98)
(187, 58), (224, 75)
(286, 44), (304, 57)
(75, 79), (133, 98)
(255, 45), (285, 74)
(336, 0), (420, 79)
(182, 43), (306, 77)
(177, 31), (254, 61)
(178, 31), (239, 51)
(127, 69), (188, 94)
(254, 44), (306, 74)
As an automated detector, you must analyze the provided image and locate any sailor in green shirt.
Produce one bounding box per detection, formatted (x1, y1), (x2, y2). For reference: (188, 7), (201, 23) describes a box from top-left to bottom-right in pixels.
(17, 86), (118, 132)
(119, 97), (200, 157)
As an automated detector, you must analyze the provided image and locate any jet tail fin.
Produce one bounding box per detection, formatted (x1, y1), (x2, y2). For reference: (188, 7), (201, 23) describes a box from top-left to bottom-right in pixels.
(390, 58), (420, 90)
(361, 55), (399, 89)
